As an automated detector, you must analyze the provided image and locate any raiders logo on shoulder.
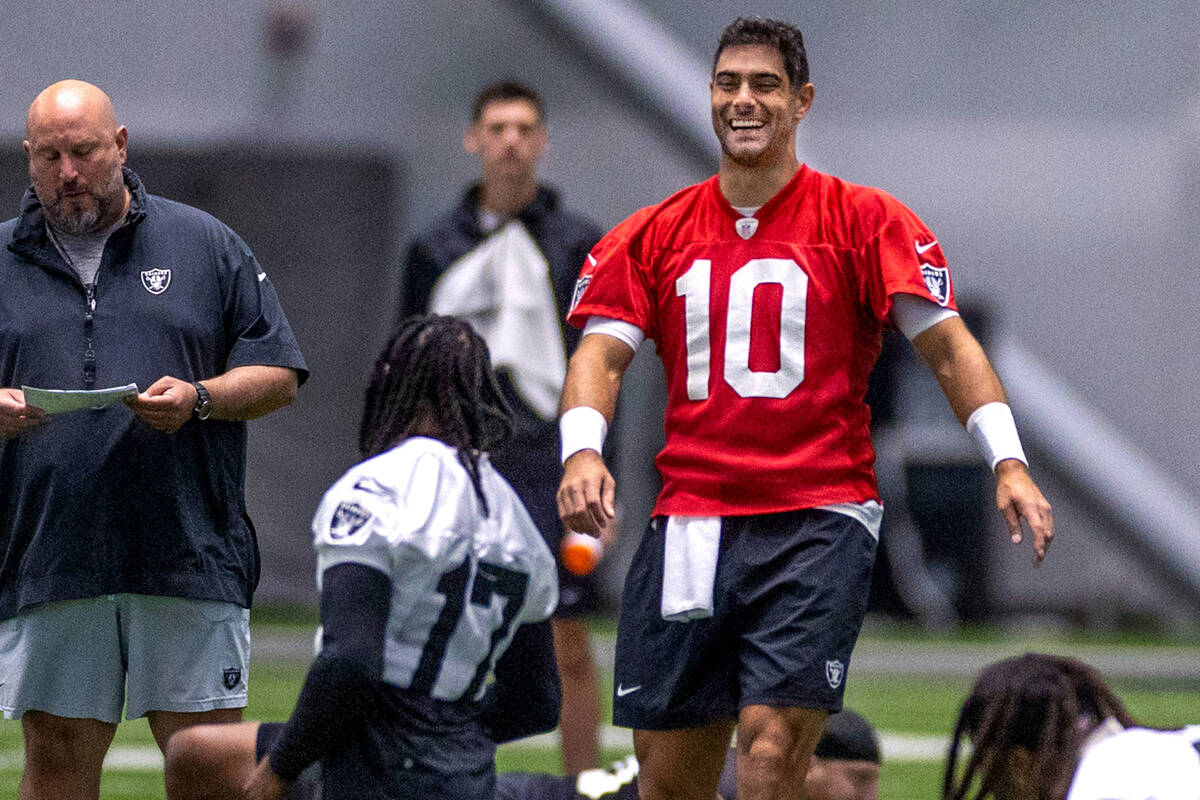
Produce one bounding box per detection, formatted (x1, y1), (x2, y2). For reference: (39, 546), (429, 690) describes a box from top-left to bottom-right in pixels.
(141, 268), (172, 295)
(569, 274), (593, 314)
(328, 501), (373, 543)
(920, 264), (951, 307)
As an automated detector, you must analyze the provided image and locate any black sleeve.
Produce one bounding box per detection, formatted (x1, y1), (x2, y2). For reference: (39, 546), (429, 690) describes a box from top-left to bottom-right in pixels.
(267, 563), (391, 780)
(479, 618), (561, 744)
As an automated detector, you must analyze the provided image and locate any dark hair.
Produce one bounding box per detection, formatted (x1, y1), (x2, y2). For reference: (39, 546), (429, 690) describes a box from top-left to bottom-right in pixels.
(815, 709), (881, 764)
(358, 315), (512, 514)
(943, 653), (1136, 800)
(713, 17), (809, 89)
(470, 80), (545, 123)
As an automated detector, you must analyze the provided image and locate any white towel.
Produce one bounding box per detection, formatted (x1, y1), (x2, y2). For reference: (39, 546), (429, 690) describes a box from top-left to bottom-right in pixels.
(660, 515), (721, 621)
(429, 221), (566, 420)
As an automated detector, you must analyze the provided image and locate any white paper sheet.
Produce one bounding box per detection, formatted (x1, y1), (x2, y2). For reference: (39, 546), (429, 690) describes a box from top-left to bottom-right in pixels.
(22, 384), (138, 414)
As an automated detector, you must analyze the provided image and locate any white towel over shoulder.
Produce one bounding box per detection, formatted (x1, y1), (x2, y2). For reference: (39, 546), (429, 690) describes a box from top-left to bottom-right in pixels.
(429, 221), (565, 420)
(660, 515), (722, 622)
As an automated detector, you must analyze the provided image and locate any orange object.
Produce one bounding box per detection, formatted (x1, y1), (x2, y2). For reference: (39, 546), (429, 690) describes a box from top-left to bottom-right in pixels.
(561, 532), (603, 576)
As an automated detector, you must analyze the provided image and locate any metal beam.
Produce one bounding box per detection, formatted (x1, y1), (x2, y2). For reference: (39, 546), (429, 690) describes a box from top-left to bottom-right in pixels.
(515, 0), (720, 168)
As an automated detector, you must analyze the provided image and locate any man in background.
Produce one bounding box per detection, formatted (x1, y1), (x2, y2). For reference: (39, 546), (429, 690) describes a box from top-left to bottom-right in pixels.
(0, 79), (307, 800)
(399, 80), (606, 774)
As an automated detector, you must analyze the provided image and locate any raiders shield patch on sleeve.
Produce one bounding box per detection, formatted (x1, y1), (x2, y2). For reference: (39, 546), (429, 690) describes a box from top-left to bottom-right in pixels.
(569, 273), (593, 315)
(328, 501), (373, 544)
(920, 264), (951, 306)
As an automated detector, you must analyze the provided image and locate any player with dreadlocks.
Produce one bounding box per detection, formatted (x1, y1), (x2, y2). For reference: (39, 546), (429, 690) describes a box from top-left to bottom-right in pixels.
(943, 652), (1200, 800)
(164, 314), (562, 800)
(358, 314), (514, 513)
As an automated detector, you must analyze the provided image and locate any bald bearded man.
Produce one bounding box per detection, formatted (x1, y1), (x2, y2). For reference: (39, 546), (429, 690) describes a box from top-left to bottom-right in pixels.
(0, 80), (307, 800)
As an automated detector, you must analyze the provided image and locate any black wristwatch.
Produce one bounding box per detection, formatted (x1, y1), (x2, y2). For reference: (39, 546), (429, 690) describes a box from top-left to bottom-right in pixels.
(192, 381), (213, 420)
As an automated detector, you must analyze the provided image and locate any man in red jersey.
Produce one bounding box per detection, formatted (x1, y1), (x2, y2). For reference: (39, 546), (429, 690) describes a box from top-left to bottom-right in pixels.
(556, 17), (1053, 800)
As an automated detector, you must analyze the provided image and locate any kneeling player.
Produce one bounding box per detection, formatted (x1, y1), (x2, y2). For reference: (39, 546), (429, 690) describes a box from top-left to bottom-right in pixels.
(164, 315), (561, 800)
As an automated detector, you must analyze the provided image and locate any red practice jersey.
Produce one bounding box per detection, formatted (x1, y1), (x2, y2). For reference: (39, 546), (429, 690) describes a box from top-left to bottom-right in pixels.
(567, 165), (956, 517)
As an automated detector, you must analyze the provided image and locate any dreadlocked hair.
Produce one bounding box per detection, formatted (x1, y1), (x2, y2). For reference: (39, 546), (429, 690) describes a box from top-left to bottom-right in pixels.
(942, 653), (1136, 800)
(358, 314), (513, 516)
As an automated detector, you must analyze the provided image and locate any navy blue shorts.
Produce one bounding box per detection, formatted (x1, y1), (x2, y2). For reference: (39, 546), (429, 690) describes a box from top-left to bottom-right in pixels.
(612, 509), (877, 730)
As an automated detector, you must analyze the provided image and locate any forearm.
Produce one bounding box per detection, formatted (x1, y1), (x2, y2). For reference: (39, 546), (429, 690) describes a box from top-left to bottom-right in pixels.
(912, 316), (1052, 563)
(203, 365), (298, 421)
(911, 316), (1007, 425)
(557, 332), (634, 532)
(559, 333), (634, 421)
(269, 563), (390, 778)
(269, 652), (375, 779)
(480, 619), (561, 743)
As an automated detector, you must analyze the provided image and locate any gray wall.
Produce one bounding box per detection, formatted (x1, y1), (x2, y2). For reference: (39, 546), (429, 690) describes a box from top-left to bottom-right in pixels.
(3, 1), (1198, 619)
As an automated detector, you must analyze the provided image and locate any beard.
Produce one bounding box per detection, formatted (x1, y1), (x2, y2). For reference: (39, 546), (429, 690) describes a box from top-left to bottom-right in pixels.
(38, 166), (125, 236)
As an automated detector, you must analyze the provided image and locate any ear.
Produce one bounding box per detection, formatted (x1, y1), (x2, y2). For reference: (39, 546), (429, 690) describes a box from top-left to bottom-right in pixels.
(115, 126), (128, 163)
(22, 140), (30, 156)
(463, 125), (480, 156)
(794, 83), (815, 124)
(531, 124), (548, 156)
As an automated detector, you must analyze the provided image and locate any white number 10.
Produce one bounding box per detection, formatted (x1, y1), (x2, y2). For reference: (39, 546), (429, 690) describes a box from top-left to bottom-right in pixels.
(675, 258), (808, 400)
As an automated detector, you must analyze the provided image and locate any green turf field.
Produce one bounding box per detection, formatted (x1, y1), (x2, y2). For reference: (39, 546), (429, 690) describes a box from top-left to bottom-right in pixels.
(4, 623), (1200, 799)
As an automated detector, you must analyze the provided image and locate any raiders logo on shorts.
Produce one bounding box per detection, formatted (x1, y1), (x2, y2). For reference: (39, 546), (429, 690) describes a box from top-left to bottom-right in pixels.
(825, 659), (845, 689)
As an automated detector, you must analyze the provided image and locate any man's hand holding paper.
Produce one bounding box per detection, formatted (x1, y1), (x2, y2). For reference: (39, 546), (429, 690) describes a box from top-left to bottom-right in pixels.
(0, 388), (46, 437)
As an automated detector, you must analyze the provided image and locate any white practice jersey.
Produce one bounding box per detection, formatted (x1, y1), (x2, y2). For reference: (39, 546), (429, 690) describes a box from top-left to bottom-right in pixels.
(1068, 724), (1200, 800)
(311, 436), (558, 702)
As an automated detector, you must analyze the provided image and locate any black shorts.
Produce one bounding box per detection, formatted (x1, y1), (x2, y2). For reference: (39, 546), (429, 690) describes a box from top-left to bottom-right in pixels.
(612, 508), (877, 730)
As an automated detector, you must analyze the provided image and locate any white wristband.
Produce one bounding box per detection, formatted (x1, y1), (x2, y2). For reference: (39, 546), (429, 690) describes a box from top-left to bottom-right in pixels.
(560, 406), (608, 464)
(966, 402), (1028, 470)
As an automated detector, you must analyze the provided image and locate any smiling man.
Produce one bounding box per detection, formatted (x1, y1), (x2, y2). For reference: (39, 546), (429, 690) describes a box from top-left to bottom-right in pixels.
(557, 17), (1053, 800)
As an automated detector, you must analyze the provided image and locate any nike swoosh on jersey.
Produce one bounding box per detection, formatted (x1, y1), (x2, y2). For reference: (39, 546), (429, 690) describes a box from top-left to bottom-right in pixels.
(616, 684), (642, 697)
(353, 477), (396, 498)
(915, 239), (938, 255)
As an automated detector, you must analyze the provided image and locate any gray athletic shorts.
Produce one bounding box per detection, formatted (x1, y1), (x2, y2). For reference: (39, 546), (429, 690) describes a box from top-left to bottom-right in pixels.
(0, 593), (250, 723)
